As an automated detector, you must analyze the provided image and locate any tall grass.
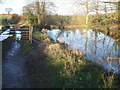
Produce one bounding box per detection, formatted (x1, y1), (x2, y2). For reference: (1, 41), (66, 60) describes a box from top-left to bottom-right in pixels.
(45, 43), (119, 88)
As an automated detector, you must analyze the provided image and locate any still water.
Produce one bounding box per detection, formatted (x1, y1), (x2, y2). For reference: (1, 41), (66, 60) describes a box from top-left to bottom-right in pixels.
(47, 29), (120, 74)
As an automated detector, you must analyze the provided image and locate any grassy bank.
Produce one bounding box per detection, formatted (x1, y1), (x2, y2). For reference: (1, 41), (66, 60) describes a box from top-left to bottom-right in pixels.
(20, 41), (34, 55)
(23, 29), (120, 88)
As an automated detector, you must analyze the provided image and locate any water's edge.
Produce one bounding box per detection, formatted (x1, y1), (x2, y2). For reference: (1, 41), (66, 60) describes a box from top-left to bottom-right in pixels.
(47, 29), (120, 74)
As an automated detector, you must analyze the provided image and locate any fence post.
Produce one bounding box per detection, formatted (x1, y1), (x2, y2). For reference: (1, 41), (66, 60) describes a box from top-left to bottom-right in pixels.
(29, 25), (33, 43)
(29, 26), (30, 42)
(30, 26), (33, 43)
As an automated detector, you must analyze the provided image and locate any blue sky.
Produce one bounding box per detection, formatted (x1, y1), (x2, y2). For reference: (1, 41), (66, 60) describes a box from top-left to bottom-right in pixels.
(0, 0), (118, 15)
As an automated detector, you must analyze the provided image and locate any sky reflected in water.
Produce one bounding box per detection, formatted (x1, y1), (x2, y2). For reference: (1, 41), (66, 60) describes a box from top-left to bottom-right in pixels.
(47, 29), (120, 74)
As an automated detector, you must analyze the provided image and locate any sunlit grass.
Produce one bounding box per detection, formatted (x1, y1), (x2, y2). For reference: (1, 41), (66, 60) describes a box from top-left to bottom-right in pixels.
(0, 16), (7, 20)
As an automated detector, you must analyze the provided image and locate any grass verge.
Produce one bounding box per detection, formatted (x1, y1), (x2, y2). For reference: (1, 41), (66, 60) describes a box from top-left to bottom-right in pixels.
(20, 41), (34, 55)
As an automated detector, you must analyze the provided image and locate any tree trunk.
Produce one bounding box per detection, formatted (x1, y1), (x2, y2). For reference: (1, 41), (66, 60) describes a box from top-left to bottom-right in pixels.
(41, 0), (45, 26)
(36, 0), (41, 25)
(85, 1), (89, 24)
(95, 0), (99, 15)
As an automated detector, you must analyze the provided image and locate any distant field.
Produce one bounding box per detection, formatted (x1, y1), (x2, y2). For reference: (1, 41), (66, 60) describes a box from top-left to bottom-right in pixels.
(0, 16), (8, 25)
(0, 16), (7, 20)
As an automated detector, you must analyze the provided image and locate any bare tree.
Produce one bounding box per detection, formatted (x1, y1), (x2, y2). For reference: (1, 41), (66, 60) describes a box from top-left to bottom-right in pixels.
(23, 0), (56, 25)
(85, 0), (89, 24)
(23, 4), (36, 25)
(74, 0), (90, 24)
(36, 0), (41, 24)
(5, 8), (13, 14)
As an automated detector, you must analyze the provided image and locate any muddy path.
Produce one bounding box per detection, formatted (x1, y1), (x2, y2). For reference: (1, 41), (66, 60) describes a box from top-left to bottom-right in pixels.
(2, 39), (53, 88)
(2, 41), (31, 88)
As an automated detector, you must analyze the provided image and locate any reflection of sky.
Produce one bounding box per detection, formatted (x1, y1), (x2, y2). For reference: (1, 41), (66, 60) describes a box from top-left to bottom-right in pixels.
(16, 31), (21, 40)
(0, 29), (12, 41)
(47, 29), (61, 40)
(0, 29), (22, 41)
(47, 29), (120, 74)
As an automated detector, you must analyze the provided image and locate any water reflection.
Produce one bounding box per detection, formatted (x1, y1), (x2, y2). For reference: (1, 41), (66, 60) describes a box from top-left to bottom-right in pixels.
(0, 29), (22, 41)
(47, 29), (120, 74)
(15, 30), (21, 40)
(47, 29), (61, 40)
(0, 29), (13, 41)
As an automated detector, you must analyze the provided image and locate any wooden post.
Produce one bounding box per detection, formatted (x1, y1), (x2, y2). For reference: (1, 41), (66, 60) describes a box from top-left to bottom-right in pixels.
(29, 25), (33, 43)
(29, 26), (31, 42)
(30, 26), (33, 43)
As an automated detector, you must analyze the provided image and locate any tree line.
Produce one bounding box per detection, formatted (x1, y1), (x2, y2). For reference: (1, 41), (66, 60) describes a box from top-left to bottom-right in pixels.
(22, 0), (119, 29)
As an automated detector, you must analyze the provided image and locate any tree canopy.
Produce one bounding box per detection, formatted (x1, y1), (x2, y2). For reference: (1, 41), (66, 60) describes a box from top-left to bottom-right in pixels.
(22, 0), (56, 25)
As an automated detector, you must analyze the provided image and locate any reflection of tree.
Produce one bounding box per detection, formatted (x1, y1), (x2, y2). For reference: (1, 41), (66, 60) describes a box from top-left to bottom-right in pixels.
(85, 31), (88, 53)
(94, 31), (98, 55)
(118, 42), (120, 58)
(102, 37), (106, 47)
(112, 41), (118, 52)
(106, 38), (111, 47)
(105, 39), (120, 66)
(56, 30), (63, 40)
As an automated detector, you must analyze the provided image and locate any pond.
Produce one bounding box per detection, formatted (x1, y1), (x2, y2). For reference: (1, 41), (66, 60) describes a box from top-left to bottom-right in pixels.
(47, 29), (120, 74)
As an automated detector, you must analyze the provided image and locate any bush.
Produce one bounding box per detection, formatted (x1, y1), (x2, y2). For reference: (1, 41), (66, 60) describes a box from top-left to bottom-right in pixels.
(10, 14), (20, 24)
